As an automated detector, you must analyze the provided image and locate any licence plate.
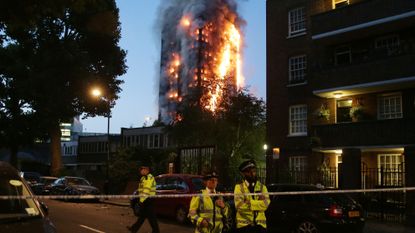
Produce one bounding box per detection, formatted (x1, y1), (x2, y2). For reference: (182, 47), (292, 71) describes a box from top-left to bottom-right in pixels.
(348, 211), (360, 218)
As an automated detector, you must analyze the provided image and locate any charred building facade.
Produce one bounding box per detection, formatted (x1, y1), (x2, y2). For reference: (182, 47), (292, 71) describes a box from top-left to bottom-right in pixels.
(158, 0), (244, 124)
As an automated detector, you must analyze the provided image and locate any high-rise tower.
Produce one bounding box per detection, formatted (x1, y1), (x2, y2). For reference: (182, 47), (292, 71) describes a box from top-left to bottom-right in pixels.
(158, 0), (245, 124)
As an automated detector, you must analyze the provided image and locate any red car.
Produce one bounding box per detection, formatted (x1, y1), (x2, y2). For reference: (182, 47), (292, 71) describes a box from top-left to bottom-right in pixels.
(131, 173), (204, 223)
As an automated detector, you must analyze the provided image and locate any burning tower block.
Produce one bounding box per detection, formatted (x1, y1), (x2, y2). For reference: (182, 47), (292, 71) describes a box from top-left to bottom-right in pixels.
(158, 0), (245, 124)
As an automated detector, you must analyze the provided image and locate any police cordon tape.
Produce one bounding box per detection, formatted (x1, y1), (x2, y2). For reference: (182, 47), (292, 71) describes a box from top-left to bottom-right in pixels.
(1, 186), (415, 200)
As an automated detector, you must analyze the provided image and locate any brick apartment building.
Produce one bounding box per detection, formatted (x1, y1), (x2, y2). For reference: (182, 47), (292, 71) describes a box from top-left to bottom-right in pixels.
(266, 0), (415, 222)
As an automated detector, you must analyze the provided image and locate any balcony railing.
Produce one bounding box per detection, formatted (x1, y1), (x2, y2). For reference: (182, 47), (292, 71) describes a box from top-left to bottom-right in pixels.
(311, 0), (415, 37)
(311, 118), (415, 147)
(312, 51), (415, 90)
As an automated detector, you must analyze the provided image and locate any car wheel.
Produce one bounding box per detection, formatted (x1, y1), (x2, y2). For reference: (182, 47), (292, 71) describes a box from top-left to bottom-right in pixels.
(175, 206), (187, 224)
(295, 221), (320, 233)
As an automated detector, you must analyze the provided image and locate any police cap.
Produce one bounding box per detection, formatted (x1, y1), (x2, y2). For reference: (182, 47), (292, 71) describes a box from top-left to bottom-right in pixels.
(238, 159), (256, 172)
(203, 171), (219, 180)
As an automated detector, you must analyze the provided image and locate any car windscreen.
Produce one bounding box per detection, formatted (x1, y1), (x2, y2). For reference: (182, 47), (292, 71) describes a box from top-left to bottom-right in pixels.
(0, 177), (41, 219)
(40, 177), (57, 185)
(66, 178), (90, 186)
(191, 178), (204, 191)
(326, 193), (356, 206)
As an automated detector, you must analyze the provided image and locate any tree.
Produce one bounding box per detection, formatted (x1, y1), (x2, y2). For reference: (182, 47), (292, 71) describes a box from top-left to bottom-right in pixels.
(0, 0), (127, 175)
(168, 89), (266, 184)
(0, 45), (43, 168)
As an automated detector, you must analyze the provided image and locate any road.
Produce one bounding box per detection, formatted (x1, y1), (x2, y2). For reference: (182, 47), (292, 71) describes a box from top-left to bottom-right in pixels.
(44, 199), (193, 233)
(43, 199), (415, 233)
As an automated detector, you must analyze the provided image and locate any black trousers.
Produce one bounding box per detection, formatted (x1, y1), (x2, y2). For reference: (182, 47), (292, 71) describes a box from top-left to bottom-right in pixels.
(235, 225), (266, 233)
(130, 199), (160, 233)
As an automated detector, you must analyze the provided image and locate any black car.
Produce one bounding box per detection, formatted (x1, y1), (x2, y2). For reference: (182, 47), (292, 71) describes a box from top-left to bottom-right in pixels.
(31, 176), (58, 195)
(0, 162), (56, 233)
(20, 171), (42, 187)
(50, 176), (100, 200)
(266, 184), (365, 233)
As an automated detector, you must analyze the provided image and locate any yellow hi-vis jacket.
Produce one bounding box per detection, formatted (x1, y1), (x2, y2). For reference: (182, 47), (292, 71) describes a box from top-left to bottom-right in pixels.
(234, 180), (270, 229)
(188, 189), (229, 233)
(138, 174), (156, 203)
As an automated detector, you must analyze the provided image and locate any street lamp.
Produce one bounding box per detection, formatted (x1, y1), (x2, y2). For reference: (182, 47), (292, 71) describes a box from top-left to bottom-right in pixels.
(90, 87), (111, 192)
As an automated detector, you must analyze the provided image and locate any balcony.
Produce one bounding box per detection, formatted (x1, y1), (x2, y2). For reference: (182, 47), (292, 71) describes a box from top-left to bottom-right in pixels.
(311, 118), (415, 148)
(311, 0), (415, 40)
(312, 51), (415, 94)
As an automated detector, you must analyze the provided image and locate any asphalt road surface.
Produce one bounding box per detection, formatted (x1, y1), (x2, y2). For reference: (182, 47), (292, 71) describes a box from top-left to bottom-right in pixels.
(44, 199), (193, 233)
(42, 199), (415, 233)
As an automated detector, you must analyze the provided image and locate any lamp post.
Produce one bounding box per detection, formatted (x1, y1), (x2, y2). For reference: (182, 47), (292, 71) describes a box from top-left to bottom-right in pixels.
(91, 88), (111, 192)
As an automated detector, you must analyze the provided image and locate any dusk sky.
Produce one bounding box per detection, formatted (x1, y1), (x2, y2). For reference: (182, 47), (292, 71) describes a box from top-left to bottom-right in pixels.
(82, 0), (266, 133)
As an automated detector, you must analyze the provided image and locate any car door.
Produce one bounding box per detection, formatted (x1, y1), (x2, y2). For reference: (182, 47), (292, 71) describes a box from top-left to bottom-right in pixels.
(267, 187), (304, 232)
(51, 178), (66, 195)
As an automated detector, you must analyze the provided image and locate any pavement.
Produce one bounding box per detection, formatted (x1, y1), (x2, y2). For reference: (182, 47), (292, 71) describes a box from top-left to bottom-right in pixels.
(100, 199), (415, 233)
(365, 220), (415, 233)
(101, 198), (130, 207)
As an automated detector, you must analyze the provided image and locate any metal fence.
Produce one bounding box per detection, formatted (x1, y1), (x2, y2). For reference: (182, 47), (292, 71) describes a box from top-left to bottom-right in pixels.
(361, 163), (406, 223)
(277, 168), (339, 188)
(274, 165), (407, 223)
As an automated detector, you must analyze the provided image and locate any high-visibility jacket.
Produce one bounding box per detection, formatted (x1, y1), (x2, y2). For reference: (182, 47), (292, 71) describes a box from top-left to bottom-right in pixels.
(138, 174), (156, 203)
(233, 180), (270, 229)
(188, 189), (229, 233)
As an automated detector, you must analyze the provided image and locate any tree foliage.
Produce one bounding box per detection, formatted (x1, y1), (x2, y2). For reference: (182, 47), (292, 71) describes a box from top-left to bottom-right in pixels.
(0, 0), (126, 174)
(168, 89), (266, 181)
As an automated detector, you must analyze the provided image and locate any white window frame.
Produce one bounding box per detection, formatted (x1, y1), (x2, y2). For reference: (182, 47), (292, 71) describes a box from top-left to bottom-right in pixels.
(335, 45), (351, 65)
(377, 154), (404, 186)
(375, 34), (400, 55)
(288, 55), (307, 84)
(332, 0), (349, 9)
(289, 156), (307, 171)
(289, 105), (308, 136)
(288, 7), (306, 37)
(377, 92), (402, 120)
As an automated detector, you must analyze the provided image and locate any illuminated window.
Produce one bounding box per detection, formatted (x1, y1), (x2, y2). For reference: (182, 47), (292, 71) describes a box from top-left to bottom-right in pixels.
(378, 154), (404, 186)
(336, 99), (352, 123)
(288, 7), (306, 37)
(288, 55), (307, 84)
(378, 93), (402, 119)
(289, 105), (307, 136)
(333, 0), (349, 9)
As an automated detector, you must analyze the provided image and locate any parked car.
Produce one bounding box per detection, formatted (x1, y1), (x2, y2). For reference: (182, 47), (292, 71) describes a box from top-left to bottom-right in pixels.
(0, 161), (56, 233)
(20, 171), (41, 186)
(130, 173), (204, 223)
(31, 176), (58, 195)
(266, 184), (365, 233)
(50, 176), (100, 200)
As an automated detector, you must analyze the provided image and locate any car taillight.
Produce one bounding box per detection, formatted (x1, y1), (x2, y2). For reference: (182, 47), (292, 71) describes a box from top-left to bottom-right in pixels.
(329, 204), (343, 218)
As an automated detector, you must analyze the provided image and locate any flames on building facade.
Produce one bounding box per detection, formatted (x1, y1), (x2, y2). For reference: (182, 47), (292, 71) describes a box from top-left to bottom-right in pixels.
(158, 0), (245, 124)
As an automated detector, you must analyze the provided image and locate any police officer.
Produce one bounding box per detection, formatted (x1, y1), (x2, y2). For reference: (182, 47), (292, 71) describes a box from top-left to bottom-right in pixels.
(188, 171), (229, 233)
(127, 163), (160, 233)
(233, 159), (270, 233)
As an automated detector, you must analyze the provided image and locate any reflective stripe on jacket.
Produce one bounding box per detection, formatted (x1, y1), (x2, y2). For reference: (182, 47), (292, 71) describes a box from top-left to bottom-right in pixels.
(233, 181), (270, 229)
(138, 174), (156, 203)
(188, 189), (229, 233)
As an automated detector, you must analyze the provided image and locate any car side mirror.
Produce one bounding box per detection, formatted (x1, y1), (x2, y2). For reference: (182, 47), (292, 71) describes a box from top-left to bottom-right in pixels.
(40, 202), (49, 216)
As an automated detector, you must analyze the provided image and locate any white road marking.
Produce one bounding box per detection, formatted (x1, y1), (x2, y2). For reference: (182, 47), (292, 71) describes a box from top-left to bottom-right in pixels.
(79, 224), (106, 233)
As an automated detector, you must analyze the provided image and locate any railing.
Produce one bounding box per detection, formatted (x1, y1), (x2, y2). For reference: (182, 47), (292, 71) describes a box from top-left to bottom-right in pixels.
(312, 118), (415, 147)
(311, 0), (415, 36)
(276, 168), (339, 188)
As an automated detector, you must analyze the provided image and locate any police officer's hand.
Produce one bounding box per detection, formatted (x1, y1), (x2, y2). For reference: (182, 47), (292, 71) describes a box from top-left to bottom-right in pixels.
(201, 219), (209, 227)
(215, 199), (225, 208)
